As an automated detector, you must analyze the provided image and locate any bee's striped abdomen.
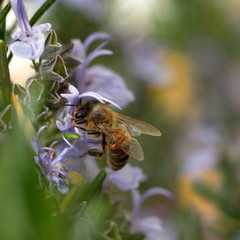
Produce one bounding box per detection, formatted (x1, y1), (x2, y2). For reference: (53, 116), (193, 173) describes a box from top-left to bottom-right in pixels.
(109, 134), (130, 170)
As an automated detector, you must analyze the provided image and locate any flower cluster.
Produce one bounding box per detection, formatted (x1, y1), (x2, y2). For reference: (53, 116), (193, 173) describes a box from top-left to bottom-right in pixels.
(5, 0), (172, 239)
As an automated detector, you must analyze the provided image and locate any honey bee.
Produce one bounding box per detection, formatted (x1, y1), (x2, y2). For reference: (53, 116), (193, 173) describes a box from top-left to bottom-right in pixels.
(71, 101), (161, 170)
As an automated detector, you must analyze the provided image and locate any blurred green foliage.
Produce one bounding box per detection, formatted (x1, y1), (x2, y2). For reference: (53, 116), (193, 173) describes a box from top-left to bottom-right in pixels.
(154, 0), (240, 56)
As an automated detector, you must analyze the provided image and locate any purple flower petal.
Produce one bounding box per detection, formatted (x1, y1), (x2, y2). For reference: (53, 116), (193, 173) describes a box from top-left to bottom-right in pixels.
(10, 0), (31, 32)
(56, 119), (73, 132)
(61, 85), (79, 105)
(32, 23), (52, 33)
(71, 39), (85, 62)
(79, 91), (121, 109)
(31, 125), (47, 153)
(83, 32), (112, 51)
(10, 40), (42, 60)
(132, 188), (174, 219)
(139, 187), (175, 205)
(132, 216), (163, 239)
(86, 65), (135, 108)
(85, 49), (113, 67)
(130, 188), (174, 239)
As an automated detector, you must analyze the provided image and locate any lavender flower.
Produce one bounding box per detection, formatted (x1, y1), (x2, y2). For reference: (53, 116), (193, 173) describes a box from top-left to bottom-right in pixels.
(10, 0), (51, 59)
(71, 33), (134, 108)
(85, 66), (135, 108)
(131, 188), (174, 240)
(31, 126), (70, 194)
(59, 84), (121, 137)
(61, 85), (121, 109)
(31, 125), (104, 194)
(125, 38), (171, 87)
(179, 124), (221, 180)
(105, 164), (146, 191)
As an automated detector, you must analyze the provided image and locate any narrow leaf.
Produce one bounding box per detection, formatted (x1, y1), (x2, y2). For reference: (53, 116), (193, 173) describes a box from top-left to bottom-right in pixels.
(0, 40), (11, 105)
(0, 3), (11, 25)
(30, 0), (56, 26)
(83, 170), (107, 202)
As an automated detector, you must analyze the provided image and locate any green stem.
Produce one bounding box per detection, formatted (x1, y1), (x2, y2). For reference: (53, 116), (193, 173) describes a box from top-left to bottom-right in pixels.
(0, 27), (3, 40)
(0, 3), (11, 25)
(30, 0), (56, 26)
(0, 40), (11, 106)
(0, 18), (6, 40)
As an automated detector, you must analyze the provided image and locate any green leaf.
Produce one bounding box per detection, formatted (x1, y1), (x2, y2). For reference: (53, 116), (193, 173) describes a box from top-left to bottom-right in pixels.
(25, 78), (44, 102)
(41, 44), (62, 60)
(53, 56), (69, 80)
(29, 0), (56, 26)
(41, 71), (66, 82)
(13, 84), (26, 101)
(40, 58), (57, 73)
(45, 30), (58, 46)
(0, 104), (13, 132)
(61, 170), (107, 217)
(0, 40), (11, 105)
(83, 170), (107, 202)
(0, 3), (11, 25)
(63, 56), (82, 71)
(40, 56), (68, 82)
(47, 81), (61, 104)
(103, 222), (122, 240)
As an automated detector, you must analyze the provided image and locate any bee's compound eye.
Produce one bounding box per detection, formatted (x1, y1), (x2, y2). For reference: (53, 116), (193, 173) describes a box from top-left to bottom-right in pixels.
(75, 111), (86, 119)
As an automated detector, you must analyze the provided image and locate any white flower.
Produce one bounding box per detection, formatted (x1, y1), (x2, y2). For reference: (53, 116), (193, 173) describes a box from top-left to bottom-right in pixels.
(10, 0), (51, 59)
(106, 164), (146, 191)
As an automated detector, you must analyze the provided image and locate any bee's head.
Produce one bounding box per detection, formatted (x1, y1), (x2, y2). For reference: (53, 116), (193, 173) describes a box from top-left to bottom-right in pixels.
(74, 101), (93, 121)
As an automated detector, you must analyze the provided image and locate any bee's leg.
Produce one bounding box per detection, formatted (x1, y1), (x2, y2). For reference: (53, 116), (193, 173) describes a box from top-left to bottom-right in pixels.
(75, 127), (87, 133)
(86, 130), (101, 137)
(75, 120), (87, 126)
(88, 149), (104, 158)
(102, 134), (106, 153)
(79, 149), (104, 158)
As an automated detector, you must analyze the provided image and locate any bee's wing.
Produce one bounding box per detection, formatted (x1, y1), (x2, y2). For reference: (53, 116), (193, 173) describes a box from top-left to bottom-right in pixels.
(121, 137), (144, 161)
(98, 124), (144, 161)
(115, 113), (161, 136)
(116, 118), (141, 137)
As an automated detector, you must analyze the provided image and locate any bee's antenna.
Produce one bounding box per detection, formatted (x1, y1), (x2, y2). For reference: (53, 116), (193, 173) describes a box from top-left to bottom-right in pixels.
(76, 98), (82, 107)
(61, 104), (77, 107)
